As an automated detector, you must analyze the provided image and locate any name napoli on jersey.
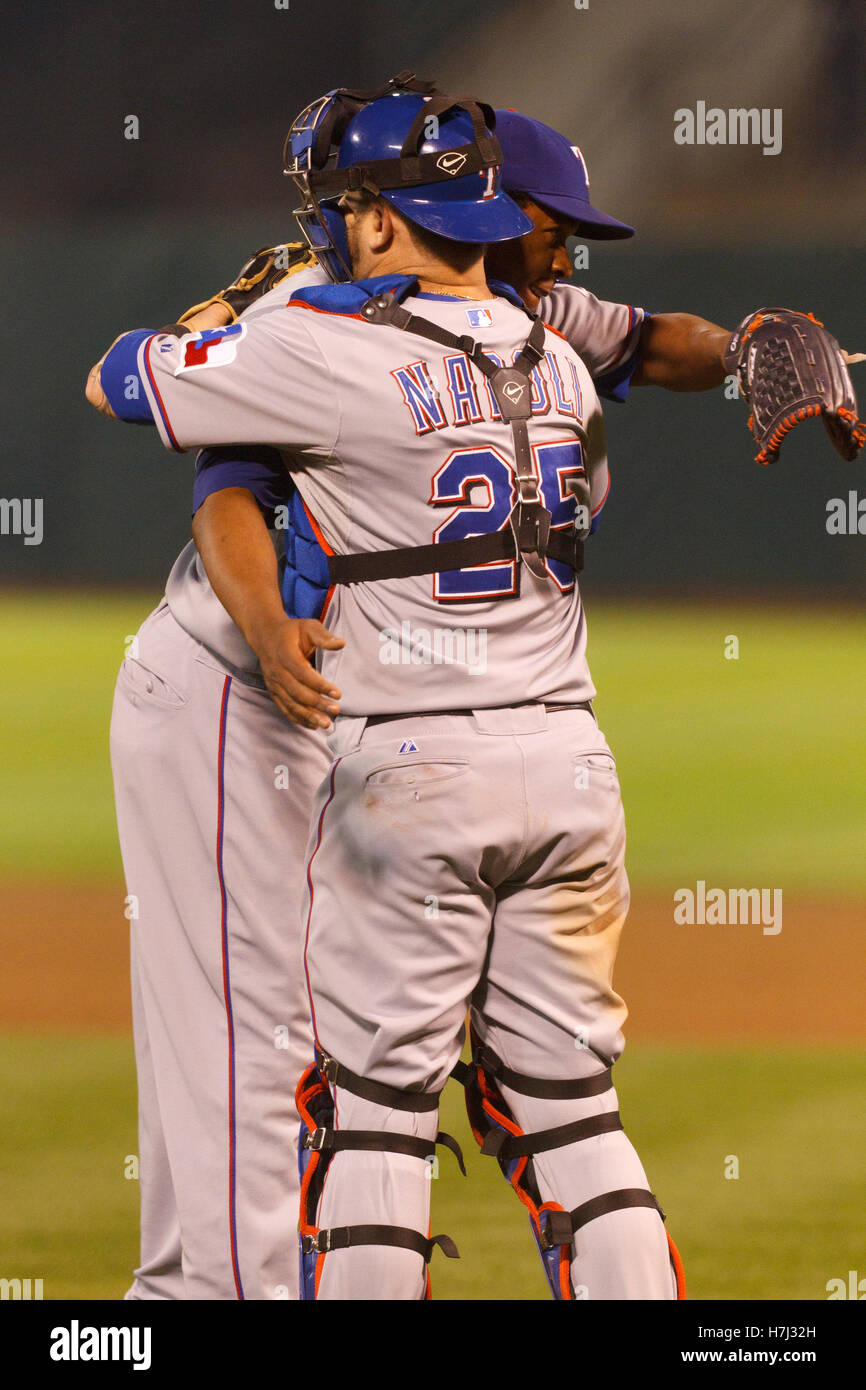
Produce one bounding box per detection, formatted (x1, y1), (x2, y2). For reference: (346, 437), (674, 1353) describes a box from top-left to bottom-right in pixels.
(391, 345), (585, 435)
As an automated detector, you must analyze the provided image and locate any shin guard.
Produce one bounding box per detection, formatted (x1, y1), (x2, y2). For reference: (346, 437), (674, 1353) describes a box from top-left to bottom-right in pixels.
(296, 1054), (462, 1300)
(459, 1039), (685, 1300)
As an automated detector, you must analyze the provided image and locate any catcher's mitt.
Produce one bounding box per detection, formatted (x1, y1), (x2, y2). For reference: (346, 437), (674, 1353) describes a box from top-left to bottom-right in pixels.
(724, 307), (865, 466)
(178, 242), (316, 324)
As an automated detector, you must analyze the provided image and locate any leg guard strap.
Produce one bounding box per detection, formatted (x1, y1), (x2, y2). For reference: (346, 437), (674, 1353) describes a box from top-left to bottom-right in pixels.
(461, 1038), (680, 1300)
(302, 1226), (459, 1261)
(317, 1047), (440, 1111)
(540, 1190), (686, 1300)
(481, 1108), (623, 1161)
(305, 1124), (466, 1175)
(297, 1059), (459, 1299)
(540, 1188), (664, 1249)
(463, 1042), (613, 1100)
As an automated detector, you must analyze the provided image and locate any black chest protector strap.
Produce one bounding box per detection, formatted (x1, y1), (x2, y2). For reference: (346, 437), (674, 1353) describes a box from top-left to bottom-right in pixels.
(325, 292), (586, 588)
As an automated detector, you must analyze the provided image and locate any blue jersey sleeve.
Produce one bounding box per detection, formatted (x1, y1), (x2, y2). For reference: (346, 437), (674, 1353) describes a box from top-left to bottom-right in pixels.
(99, 330), (158, 422)
(192, 446), (293, 523)
(594, 312), (651, 403)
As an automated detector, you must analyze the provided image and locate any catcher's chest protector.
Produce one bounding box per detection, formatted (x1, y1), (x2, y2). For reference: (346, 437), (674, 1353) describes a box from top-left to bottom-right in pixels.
(322, 292), (589, 590)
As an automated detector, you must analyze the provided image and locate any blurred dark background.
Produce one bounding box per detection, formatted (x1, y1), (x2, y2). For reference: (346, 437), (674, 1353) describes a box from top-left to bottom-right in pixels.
(1, 0), (863, 593)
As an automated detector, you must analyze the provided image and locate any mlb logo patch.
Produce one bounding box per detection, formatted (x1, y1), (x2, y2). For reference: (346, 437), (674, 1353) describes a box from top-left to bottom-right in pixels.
(465, 308), (492, 328)
(398, 739), (419, 754)
(176, 323), (246, 374)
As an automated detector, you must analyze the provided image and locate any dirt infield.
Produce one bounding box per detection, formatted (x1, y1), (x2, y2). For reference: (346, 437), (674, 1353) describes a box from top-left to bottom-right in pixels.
(1, 882), (132, 1032)
(0, 880), (862, 1041)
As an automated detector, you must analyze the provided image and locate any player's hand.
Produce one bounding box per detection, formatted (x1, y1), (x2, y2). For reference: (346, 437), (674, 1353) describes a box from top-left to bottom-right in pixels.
(253, 616), (345, 729)
(85, 334), (128, 418)
(177, 243), (314, 328)
(180, 301), (234, 332)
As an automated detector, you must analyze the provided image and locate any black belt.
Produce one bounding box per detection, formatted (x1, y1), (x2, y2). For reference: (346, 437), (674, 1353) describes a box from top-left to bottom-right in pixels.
(364, 700), (594, 727)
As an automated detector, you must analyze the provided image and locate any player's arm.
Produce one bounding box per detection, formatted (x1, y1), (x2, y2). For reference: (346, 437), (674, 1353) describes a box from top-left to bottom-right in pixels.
(541, 284), (730, 397)
(631, 313), (729, 391)
(176, 244), (317, 330)
(85, 245), (323, 421)
(85, 307), (339, 456)
(632, 313), (861, 391)
(191, 475), (343, 730)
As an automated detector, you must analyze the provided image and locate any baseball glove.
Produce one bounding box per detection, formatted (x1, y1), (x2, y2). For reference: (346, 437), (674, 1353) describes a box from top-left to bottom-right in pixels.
(724, 307), (865, 466)
(178, 242), (316, 324)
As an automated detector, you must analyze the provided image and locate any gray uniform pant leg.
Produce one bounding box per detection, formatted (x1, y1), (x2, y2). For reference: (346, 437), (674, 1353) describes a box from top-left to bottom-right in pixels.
(303, 706), (674, 1300)
(471, 708), (675, 1300)
(122, 948), (185, 1299)
(110, 602), (326, 1299)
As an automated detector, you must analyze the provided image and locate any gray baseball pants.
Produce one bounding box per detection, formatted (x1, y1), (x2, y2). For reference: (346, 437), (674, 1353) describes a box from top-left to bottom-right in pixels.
(302, 704), (678, 1300)
(110, 601), (327, 1299)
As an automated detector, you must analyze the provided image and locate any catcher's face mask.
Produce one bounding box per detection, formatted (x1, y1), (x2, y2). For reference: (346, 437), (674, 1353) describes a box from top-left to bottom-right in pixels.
(282, 69), (531, 283)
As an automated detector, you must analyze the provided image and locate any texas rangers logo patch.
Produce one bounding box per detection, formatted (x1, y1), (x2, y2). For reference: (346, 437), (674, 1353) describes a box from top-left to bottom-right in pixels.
(175, 323), (246, 374)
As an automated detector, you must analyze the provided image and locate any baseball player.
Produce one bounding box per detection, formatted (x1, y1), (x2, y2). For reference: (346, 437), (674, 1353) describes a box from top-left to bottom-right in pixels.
(88, 83), (688, 1301)
(99, 97), (700, 1302)
(94, 76), (861, 1301)
(106, 251), (333, 1300)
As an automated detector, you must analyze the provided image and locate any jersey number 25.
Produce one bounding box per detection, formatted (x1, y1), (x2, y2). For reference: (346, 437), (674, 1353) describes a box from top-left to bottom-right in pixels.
(429, 440), (586, 600)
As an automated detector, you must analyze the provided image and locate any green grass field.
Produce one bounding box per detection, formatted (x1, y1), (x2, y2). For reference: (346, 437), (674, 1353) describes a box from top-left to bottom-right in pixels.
(2, 592), (864, 888)
(1, 592), (864, 1300)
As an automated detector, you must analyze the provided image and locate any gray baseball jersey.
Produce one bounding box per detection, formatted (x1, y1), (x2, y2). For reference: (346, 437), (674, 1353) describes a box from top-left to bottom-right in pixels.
(163, 275), (644, 682)
(127, 283), (612, 716)
(539, 283), (644, 385)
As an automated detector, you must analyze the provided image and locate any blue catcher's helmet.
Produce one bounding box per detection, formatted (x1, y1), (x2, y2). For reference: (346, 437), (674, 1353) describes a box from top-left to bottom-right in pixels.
(283, 71), (533, 282)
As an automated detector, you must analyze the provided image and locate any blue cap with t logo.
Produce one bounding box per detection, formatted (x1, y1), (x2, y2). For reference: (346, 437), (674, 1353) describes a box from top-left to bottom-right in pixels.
(495, 109), (635, 238)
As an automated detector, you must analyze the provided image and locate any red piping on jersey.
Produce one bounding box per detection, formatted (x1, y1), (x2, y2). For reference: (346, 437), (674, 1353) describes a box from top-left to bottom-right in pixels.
(300, 496), (334, 555)
(142, 335), (183, 452)
(542, 321), (571, 345)
(288, 300), (366, 324)
(591, 472), (611, 517)
(302, 756), (343, 1052)
(605, 306), (638, 369)
(215, 675), (244, 1301)
(300, 497), (337, 623)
